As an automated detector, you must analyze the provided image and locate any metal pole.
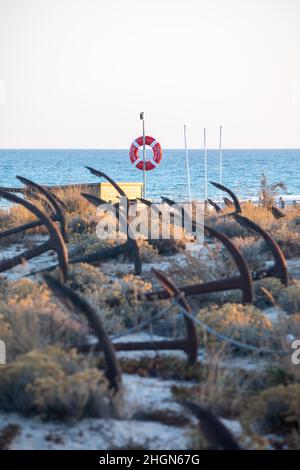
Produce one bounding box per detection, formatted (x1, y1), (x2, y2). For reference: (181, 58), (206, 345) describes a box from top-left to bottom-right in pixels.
(184, 125), (192, 203)
(219, 125), (222, 201)
(141, 113), (146, 198)
(204, 127), (208, 201)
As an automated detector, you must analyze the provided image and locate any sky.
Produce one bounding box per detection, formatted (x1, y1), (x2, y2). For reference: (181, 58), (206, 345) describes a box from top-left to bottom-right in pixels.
(0, 0), (300, 149)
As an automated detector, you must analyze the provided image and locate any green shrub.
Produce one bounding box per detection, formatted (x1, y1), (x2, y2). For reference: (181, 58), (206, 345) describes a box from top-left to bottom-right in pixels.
(67, 263), (109, 294)
(0, 347), (113, 420)
(69, 232), (116, 259)
(242, 384), (300, 449)
(197, 303), (274, 351)
(0, 278), (84, 360)
(65, 263), (174, 337)
(274, 226), (300, 259)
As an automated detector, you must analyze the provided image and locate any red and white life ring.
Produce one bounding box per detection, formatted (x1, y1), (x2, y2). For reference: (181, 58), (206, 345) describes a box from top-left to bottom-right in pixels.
(129, 136), (162, 171)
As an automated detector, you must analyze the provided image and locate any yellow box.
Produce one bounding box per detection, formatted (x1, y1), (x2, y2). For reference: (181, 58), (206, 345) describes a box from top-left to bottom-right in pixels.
(99, 182), (143, 203)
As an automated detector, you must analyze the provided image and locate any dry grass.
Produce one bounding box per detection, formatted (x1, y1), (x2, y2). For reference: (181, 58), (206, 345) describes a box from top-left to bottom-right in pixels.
(0, 204), (47, 245)
(207, 202), (300, 236)
(0, 187), (98, 245)
(53, 186), (94, 215)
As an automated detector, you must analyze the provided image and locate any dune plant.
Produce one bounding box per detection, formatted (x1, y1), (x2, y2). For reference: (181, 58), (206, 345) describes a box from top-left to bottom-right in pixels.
(259, 173), (286, 209)
(0, 347), (114, 420)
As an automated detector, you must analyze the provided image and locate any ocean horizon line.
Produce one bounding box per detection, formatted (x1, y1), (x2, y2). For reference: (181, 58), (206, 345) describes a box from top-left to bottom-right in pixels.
(1, 147), (300, 152)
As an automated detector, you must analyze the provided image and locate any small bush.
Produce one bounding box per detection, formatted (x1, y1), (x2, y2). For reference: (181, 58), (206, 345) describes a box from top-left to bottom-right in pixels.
(67, 263), (109, 294)
(68, 215), (97, 235)
(148, 238), (183, 255)
(65, 263), (173, 337)
(54, 186), (92, 215)
(233, 237), (266, 271)
(0, 203), (47, 245)
(0, 278), (84, 360)
(254, 277), (283, 308)
(279, 281), (300, 314)
(273, 225), (300, 259)
(124, 238), (159, 263)
(197, 303), (274, 352)
(242, 384), (300, 448)
(212, 218), (249, 238)
(69, 232), (116, 259)
(0, 347), (113, 420)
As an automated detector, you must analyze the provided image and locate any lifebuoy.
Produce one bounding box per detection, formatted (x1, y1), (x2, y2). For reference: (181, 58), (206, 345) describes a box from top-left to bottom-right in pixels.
(129, 136), (162, 171)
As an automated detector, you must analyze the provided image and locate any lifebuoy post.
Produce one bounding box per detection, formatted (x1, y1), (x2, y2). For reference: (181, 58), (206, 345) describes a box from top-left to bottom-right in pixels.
(129, 114), (163, 198)
(140, 112), (146, 198)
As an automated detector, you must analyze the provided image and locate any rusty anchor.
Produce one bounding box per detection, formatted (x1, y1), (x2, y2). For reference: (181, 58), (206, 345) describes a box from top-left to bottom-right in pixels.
(85, 166), (127, 197)
(22, 171), (142, 277)
(207, 199), (222, 214)
(43, 274), (122, 392)
(223, 197), (235, 209)
(71, 192), (142, 275)
(145, 195), (254, 303)
(183, 401), (241, 450)
(145, 224), (253, 304)
(0, 177), (67, 242)
(76, 268), (198, 365)
(0, 188), (68, 281)
(16, 176), (68, 241)
(210, 181), (288, 286)
(270, 206), (285, 219)
(70, 168), (142, 275)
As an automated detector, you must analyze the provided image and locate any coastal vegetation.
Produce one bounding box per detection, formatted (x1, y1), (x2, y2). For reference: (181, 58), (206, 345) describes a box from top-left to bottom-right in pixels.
(0, 180), (300, 449)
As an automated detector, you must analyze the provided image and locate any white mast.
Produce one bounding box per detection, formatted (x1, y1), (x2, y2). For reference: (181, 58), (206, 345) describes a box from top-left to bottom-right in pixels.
(219, 125), (223, 186)
(184, 124), (192, 203)
(204, 127), (208, 201)
(219, 125), (223, 201)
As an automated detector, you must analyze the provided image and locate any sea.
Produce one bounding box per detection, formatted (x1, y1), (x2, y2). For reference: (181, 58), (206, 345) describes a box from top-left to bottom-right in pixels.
(0, 148), (299, 207)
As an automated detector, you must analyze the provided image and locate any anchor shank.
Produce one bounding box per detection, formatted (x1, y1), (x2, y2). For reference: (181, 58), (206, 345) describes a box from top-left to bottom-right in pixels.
(0, 241), (51, 273)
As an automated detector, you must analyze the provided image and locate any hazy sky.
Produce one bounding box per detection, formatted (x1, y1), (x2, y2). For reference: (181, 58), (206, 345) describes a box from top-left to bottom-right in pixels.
(0, 0), (300, 148)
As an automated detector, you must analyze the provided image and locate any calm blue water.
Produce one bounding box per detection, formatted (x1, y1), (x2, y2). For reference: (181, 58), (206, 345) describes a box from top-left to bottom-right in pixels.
(0, 149), (299, 205)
